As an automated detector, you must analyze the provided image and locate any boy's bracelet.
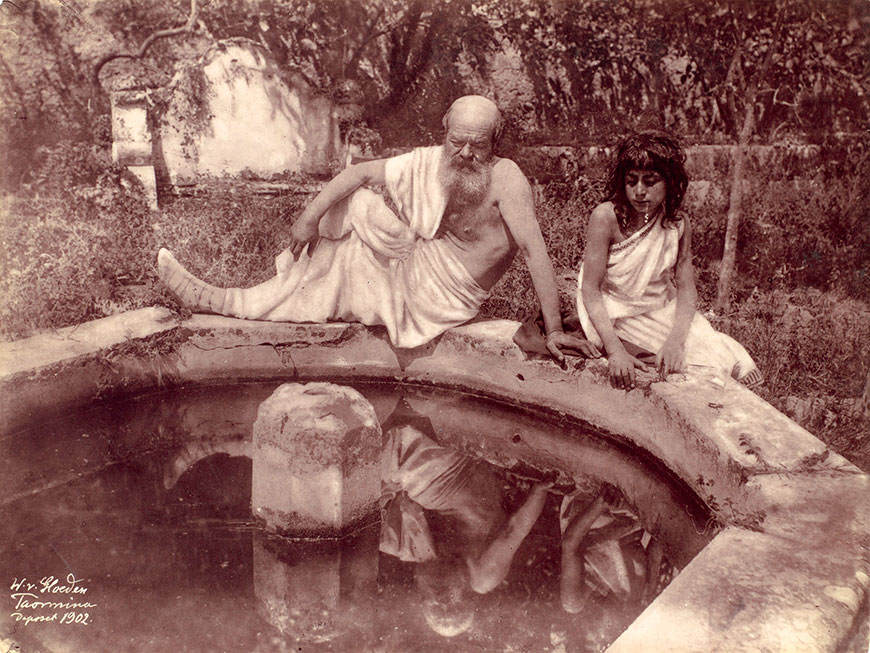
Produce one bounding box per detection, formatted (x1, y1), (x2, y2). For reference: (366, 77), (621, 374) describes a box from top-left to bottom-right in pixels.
(545, 327), (564, 336)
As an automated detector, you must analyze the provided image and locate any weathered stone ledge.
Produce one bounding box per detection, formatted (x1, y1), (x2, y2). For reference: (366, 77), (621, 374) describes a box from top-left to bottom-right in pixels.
(1, 307), (867, 652)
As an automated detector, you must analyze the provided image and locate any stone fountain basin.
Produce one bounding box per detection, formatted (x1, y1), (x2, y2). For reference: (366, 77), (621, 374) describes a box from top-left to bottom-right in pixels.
(1, 307), (867, 653)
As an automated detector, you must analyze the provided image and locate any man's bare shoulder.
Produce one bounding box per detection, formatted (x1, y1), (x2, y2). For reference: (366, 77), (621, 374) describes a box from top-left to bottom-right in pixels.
(491, 158), (532, 206)
(350, 157), (389, 185)
(492, 156), (530, 183)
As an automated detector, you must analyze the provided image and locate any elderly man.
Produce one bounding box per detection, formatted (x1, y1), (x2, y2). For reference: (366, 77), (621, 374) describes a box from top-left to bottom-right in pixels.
(158, 95), (596, 361)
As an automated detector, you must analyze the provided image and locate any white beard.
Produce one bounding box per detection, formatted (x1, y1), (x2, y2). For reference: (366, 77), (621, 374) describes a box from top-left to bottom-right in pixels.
(438, 155), (492, 208)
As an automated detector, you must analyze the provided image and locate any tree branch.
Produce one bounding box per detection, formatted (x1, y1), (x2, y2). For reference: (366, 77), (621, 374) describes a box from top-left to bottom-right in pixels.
(723, 41), (743, 136)
(772, 85), (798, 107)
(278, 34), (324, 90)
(754, 4), (786, 88)
(344, 6), (386, 76)
(94, 0), (198, 87)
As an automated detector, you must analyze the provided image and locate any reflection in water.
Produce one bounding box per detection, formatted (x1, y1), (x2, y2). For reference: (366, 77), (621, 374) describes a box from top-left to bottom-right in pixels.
(163, 438), (252, 489)
(379, 398), (550, 637)
(0, 383), (708, 652)
(376, 398), (675, 648)
(559, 486), (672, 612)
(253, 527), (379, 643)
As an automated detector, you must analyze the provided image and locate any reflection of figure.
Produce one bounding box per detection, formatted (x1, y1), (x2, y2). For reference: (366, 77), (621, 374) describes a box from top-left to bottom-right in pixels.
(559, 485), (668, 615)
(163, 438), (251, 489)
(158, 95), (591, 360)
(379, 420), (549, 636)
(578, 130), (761, 389)
(380, 423), (549, 592)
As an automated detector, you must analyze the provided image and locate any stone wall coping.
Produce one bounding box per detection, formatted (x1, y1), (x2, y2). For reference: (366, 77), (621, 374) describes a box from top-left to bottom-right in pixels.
(0, 306), (175, 376)
(1, 308), (867, 652)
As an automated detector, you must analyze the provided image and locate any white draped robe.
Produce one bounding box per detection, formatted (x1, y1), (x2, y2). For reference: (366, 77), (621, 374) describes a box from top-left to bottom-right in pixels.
(576, 214), (761, 384)
(217, 146), (487, 348)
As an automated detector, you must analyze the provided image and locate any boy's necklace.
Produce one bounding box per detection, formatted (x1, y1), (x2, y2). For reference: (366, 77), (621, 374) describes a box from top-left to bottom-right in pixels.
(638, 206), (659, 226)
(620, 208), (656, 234)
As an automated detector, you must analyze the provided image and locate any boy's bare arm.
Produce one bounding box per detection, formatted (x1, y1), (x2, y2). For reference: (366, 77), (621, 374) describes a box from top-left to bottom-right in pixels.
(582, 204), (648, 388)
(656, 217), (698, 375)
(670, 216), (698, 341)
(581, 204), (625, 355)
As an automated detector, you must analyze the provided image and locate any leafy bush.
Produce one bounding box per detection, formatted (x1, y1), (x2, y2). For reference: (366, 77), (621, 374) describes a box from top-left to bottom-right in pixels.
(736, 147), (870, 302)
(0, 141), (158, 339)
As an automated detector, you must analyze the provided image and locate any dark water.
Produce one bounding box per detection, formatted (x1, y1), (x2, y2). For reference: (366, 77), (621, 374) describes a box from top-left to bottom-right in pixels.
(0, 381), (715, 652)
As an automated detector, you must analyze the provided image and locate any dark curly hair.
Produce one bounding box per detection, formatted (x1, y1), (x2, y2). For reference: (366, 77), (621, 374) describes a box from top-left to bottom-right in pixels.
(605, 130), (689, 228)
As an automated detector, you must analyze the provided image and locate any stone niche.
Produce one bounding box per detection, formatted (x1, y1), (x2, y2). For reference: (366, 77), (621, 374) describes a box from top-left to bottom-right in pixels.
(159, 39), (343, 184)
(110, 88), (159, 209)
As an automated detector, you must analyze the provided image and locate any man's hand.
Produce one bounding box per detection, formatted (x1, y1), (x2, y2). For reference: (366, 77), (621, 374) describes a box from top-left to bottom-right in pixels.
(546, 331), (602, 365)
(655, 336), (686, 379)
(287, 216), (320, 260)
(607, 347), (649, 390)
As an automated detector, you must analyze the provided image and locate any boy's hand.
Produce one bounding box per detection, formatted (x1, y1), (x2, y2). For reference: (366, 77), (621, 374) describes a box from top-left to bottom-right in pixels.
(607, 347), (650, 390)
(656, 337), (686, 379)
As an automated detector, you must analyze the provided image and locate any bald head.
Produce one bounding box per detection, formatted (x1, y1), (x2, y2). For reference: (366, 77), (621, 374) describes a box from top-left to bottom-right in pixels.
(442, 95), (504, 145)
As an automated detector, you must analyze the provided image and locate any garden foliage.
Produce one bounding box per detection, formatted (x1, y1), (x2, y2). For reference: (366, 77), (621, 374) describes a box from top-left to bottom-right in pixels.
(0, 0), (867, 468)
(0, 141), (155, 336)
(1, 136), (868, 470)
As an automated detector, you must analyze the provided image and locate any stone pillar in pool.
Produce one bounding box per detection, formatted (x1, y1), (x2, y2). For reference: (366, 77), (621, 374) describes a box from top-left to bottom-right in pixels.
(252, 381), (381, 536)
(251, 382), (382, 641)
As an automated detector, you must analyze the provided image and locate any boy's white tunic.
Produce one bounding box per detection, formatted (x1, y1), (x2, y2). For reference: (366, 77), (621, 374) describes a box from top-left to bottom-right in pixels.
(576, 214), (761, 383)
(218, 146), (487, 348)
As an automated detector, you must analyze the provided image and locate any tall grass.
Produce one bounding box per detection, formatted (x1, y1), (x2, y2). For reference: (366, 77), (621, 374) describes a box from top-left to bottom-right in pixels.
(0, 143), (157, 336)
(154, 183), (310, 288)
(1, 142), (867, 469)
(0, 145), (312, 339)
(713, 289), (869, 467)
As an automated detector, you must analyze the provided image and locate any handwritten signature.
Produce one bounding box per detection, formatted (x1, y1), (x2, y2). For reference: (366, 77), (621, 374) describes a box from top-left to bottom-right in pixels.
(8, 574), (96, 627)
